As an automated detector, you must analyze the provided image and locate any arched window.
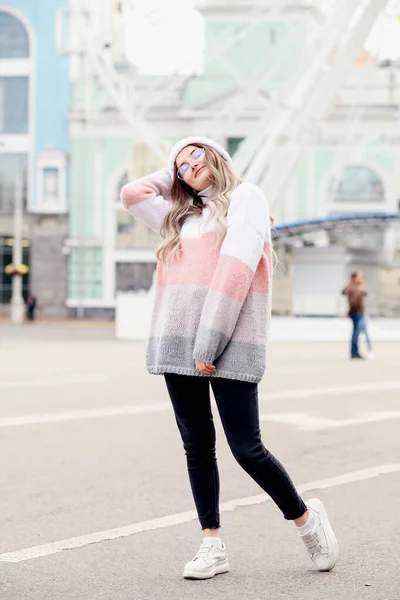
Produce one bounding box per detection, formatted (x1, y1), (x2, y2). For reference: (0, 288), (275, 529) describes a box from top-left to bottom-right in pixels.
(0, 11), (30, 58)
(329, 165), (385, 204)
(0, 12), (30, 135)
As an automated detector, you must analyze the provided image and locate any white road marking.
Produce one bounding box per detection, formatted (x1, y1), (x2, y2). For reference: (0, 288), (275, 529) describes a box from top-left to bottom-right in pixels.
(259, 381), (400, 402)
(336, 411), (400, 429)
(0, 403), (171, 428)
(2, 380), (400, 428)
(261, 410), (400, 431)
(0, 378), (105, 389)
(0, 464), (398, 564)
(261, 413), (340, 429)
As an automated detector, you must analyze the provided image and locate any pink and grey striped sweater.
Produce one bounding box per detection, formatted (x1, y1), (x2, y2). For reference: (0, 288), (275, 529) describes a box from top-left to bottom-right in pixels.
(121, 169), (272, 383)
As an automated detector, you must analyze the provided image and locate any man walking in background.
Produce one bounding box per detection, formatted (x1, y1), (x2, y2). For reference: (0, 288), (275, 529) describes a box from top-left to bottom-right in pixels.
(343, 272), (373, 360)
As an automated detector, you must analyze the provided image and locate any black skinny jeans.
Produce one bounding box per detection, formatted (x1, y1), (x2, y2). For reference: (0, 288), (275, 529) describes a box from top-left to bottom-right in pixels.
(165, 374), (307, 530)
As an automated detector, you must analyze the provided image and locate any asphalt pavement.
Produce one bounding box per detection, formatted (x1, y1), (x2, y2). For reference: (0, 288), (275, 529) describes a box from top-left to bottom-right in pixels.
(0, 323), (399, 600)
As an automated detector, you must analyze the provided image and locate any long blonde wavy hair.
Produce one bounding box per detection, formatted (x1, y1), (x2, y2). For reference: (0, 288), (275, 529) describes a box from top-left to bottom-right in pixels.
(157, 145), (241, 264)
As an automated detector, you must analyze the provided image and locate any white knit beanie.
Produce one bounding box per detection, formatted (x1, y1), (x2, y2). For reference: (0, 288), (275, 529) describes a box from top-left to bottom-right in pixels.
(168, 136), (233, 178)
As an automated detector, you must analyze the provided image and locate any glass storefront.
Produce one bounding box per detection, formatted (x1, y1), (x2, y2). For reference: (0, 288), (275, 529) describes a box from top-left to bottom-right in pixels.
(0, 236), (30, 304)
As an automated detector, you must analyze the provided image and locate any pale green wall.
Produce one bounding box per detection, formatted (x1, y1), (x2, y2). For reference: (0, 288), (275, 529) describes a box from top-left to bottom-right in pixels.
(364, 149), (394, 172)
(69, 138), (96, 238)
(296, 155), (309, 219)
(280, 142), (397, 222)
(69, 137), (131, 238)
(68, 135), (131, 300)
(184, 18), (315, 107)
(313, 148), (336, 215)
(71, 81), (110, 113)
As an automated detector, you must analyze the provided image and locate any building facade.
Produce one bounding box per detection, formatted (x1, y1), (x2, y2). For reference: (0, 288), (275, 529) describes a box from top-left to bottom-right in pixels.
(0, 0), (69, 317)
(66, 1), (400, 318)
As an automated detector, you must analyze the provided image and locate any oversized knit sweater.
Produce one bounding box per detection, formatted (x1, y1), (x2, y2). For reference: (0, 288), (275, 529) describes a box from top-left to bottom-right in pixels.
(121, 169), (272, 383)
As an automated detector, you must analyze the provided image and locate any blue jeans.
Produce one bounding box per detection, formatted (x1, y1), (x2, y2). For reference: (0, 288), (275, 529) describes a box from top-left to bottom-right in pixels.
(164, 374), (307, 529)
(359, 314), (372, 352)
(350, 313), (364, 357)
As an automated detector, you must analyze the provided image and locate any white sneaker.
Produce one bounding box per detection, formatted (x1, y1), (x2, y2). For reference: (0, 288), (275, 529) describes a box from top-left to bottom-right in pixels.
(366, 352), (375, 360)
(183, 540), (229, 580)
(300, 499), (339, 571)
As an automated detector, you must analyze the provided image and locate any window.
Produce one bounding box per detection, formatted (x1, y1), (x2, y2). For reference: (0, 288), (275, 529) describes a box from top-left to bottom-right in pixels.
(0, 154), (28, 213)
(116, 262), (156, 293)
(36, 152), (67, 213)
(329, 165), (385, 204)
(115, 173), (160, 250)
(116, 210), (160, 249)
(0, 12), (30, 58)
(42, 168), (59, 206)
(118, 172), (129, 193)
(67, 248), (102, 300)
(0, 76), (29, 133)
(227, 137), (244, 157)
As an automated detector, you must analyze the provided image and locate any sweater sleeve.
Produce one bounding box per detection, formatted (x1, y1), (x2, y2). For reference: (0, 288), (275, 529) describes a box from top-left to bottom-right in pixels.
(120, 168), (172, 232)
(193, 182), (272, 364)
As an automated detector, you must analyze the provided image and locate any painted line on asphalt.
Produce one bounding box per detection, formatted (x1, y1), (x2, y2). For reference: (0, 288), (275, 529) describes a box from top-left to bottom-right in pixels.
(261, 410), (400, 431)
(0, 463), (399, 563)
(259, 381), (400, 402)
(261, 413), (341, 430)
(0, 403), (172, 428)
(0, 378), (106, 390)
(2, 380), (400, 428)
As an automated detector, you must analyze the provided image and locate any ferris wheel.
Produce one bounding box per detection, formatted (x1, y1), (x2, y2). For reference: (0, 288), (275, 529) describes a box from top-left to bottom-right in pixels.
(62, 0), (398, 207)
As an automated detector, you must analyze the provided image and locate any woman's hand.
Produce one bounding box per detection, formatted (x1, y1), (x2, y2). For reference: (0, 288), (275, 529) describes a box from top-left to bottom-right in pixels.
(195, 360), (216, 376)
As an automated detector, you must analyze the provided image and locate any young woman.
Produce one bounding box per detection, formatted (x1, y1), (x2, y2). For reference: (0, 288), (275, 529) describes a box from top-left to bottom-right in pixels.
(121, 137), (338, 580)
